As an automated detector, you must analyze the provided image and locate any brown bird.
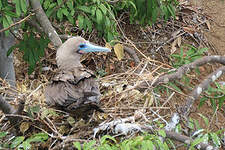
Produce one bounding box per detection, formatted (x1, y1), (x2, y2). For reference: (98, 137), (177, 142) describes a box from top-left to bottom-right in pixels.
(45, 37), (110, 119)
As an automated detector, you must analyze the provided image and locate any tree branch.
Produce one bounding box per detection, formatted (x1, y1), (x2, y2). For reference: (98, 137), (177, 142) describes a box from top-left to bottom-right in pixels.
(0, 13), (35, 33)
(136, 55), (225, 89)
(179, 66), (225, 117)
(29, 0), (62, 48)
(0, 95), (24, 124)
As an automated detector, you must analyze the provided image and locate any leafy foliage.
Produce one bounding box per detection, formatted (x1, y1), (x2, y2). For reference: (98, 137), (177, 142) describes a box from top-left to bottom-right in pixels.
(187, 116), (223, 149)
(40, 0), (118, 42)
(7, 33), (50, 74)
(0, 0), (27, 35)
(170, 45), (208, 68)
(73, 134), (171, 150)
(130, 0), (177, 25)
(0, 132), (48, 149)
(201, 82), (225, 111)
(40, 0), (177, 41)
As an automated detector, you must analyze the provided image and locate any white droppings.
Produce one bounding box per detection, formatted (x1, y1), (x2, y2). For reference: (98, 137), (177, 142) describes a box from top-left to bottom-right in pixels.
(53, 30), (57, 34)
(197, 87), (202, 95)
(216, 70), (222, 78)
(48, 32), (52, 37)
(212, 75), (217, 82)
(115, 123), (142, 135)
(206, 146), (213, 150)
(212, 70), (222, 81)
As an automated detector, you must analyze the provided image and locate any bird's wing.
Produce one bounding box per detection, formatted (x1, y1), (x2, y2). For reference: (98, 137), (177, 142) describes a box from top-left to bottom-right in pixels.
(45, 68), (100, 108)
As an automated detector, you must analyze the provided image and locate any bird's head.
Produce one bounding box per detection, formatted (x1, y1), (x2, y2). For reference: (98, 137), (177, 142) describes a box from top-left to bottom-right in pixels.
(56, 36), (111, 69)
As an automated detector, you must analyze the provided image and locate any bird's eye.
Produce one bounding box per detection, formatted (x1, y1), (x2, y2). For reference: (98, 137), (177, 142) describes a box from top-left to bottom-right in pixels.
(79, 44), (86, 49)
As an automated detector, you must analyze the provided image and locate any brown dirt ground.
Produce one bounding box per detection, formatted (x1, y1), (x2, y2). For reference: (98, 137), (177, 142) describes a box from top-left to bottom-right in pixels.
(188, 0), (225, 139)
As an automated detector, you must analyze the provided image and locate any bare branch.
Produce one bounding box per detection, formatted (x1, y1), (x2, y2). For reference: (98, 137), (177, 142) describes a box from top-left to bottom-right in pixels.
(0, 95), (25, 124)
(0, 13), (35, 33)
(124, 46), (140, 65)
(142, 126), (214, 150)
(30, 0), (62, 48)
(136, 55), (225, 89)
(179, 66), (225, 116)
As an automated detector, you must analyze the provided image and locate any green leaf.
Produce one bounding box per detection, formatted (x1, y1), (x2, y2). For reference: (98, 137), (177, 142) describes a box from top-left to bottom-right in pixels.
(5, 15), (13, 25)
(168, 82), (182, 93)
(142, 140), (154, 150)
(199, 97), (208, 108)
(57, 9), (63, 21)
(78, 15), (84, 29)
(100, 135), (117, 145)
(14, 0), (22, 16)
(73, 142), (81, 150)
(21, 141), (31, 150)
(158, 130), (166, 138)
(85, 16), (92, 32)
(99, 4), (107, 15)
(62, 8), (69, 16)
(198, 113), (209, 126)
(83, 140), (96, 150)
(0, 132), (8, 138)
(2, 17), (10, 35)
(96, 8), (103, 24)
(57, 0), (63, 5)
(7, 45), (17, 56)
(26, 133), (48, 143)
(210, 132), (221, 147)
(4, 10), (18, 17)
(0, 1), (2, 9)
(66, 0), (74, 10)
(67, 15), (75, 25)
(190, 136), (206, 149)
(10, 136), (25, 148)
(20, 0), (27, 13)
(77, 6), (91, 14)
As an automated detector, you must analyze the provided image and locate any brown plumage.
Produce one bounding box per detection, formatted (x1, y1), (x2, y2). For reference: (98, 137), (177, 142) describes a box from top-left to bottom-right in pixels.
(45, 37), (110, 119)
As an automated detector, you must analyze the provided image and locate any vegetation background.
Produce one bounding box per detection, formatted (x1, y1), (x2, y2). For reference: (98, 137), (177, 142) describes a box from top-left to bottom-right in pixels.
(0, 0), (224, 149)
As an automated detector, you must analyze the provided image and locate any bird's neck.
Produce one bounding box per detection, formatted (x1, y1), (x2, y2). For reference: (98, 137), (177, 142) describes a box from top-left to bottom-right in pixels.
(57, 58), (84, 71)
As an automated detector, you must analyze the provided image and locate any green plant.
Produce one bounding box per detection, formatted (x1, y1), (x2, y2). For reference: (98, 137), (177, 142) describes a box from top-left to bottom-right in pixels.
(73, 134), (171, 150)
(0, 132), (48, 149)
(0, 0), (27, 35)
(170, 45), (208, 68)
(8, 33), (50, 74)
(200, 82), (225, 111)
(187, 115), (223, 149)
(40, 0), (118, 42)
(131, 0), (177, 25)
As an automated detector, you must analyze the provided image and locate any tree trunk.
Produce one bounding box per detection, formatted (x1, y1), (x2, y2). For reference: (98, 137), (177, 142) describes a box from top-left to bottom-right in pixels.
(0, 25), (16, 87)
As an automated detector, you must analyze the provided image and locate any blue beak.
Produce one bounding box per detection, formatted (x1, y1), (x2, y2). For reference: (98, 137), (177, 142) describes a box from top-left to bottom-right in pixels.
(78, 43), (111, 53)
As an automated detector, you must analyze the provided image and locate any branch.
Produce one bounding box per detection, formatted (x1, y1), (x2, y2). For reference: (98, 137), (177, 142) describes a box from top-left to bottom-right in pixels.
(29, 0), (62, 48)
(0, 95), (24, 124)
(123, 46), (140, 65)
(136, 55), (225, 89)
(179, 66), (225, 116)
(142, 126), (214, 150)
(0, 13), (35, 33)
(93, 114), (214, 150)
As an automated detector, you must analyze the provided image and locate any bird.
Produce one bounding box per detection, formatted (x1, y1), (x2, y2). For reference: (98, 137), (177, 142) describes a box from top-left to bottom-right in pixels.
(45, 36), (111, 119)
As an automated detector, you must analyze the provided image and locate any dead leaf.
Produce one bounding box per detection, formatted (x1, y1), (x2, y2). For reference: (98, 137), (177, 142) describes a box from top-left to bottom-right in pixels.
(105, 43), (112, 50)
(114, 43), (124, 60)
(171, 39), (177, 53)
(205, 20), (211, 30)
(183, 26), (196, 34)
(177, 36), (182, 47)
(20, 122), (30, 134)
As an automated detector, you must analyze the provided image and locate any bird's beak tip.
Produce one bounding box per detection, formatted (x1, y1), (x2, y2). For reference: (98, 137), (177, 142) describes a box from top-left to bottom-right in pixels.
(80, 43), (111, 53)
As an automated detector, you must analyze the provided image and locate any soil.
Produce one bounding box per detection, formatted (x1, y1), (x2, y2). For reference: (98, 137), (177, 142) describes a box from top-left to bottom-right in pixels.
(188, 0), (225, 132)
